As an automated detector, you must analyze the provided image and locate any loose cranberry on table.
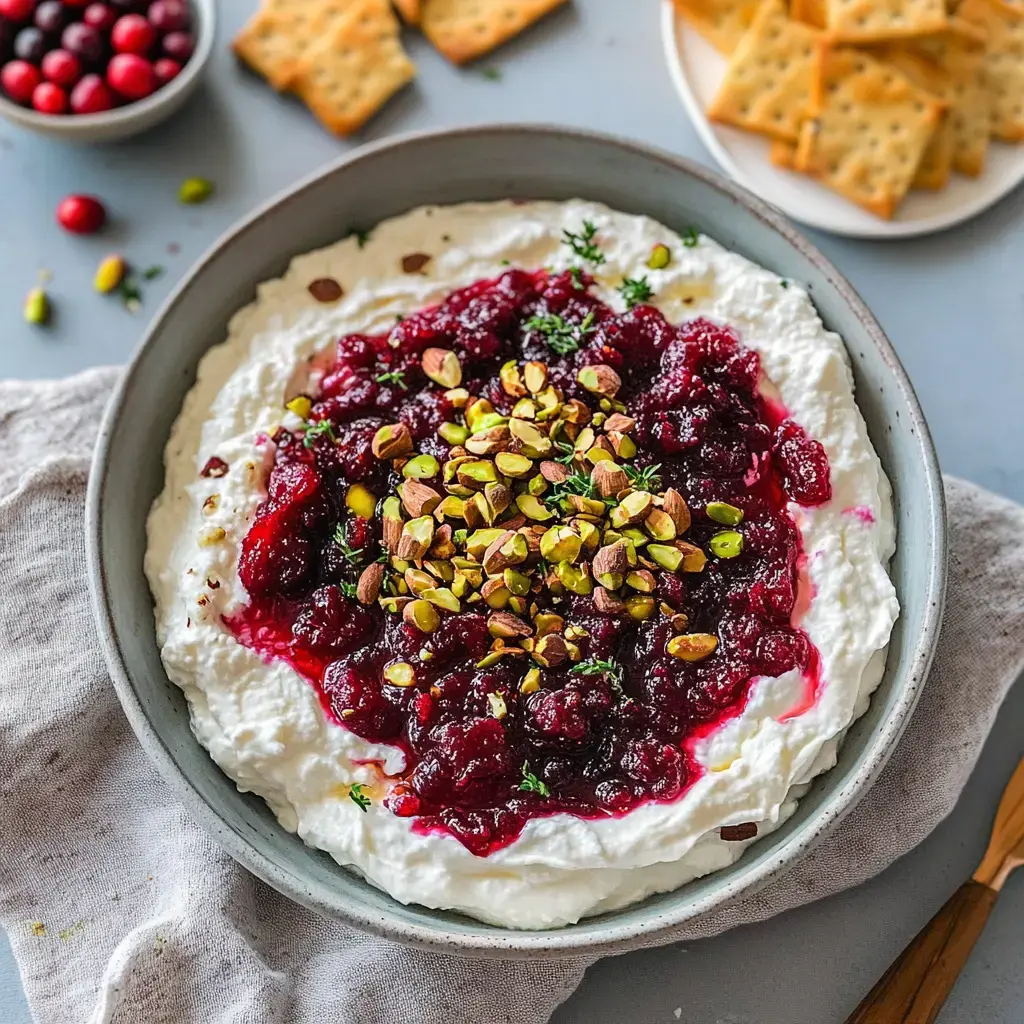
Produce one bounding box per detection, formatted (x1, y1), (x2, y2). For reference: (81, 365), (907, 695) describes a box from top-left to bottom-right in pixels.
(106, 51), (153, 99)
(55, 193), (106, 234)
(41, 48), (80, 87)
(110, 12), (153, 54)
(0, 58), (39, 103)
(69, 71), (112, 112)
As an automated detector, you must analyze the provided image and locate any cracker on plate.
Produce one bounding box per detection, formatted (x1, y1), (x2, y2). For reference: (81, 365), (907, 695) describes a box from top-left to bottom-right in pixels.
(707, 0), (820, 142)
(825, 0), (949, 42)
(958, 0), (1024, 140)
(795, 45), (945, 216)
(915, 17), (992, 174)
(233, 0), (361, 91)
(421, 0), (568, 64)
(673, 0), (764, 53)
(393, 0), (423, 23)
(293, 0), (416, 135)
(870, 44), (953, 188)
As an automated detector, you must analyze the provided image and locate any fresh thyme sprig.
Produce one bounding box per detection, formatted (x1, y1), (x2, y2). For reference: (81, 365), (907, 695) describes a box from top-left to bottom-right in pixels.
(624, 462), (662, 492)
(682, 226), (700, 248)
(333, 525), (365, 565)
(526, 310), (596, 356)
(554, 441), (577, 465)
(349, 783), (371, 811)
(562, 220), (606, 265)
(618, 275), (654, 310)
(573, 657), (625, 693)
(519, 762), (550, 798)
(568, 265), (587, 290)
(374, 370), (408, 390)
(339, 580), (359, 600)
(302, 419), (337, 448)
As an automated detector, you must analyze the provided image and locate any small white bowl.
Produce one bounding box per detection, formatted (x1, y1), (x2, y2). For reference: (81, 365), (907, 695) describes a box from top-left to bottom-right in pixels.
(0, 0), (214, 144)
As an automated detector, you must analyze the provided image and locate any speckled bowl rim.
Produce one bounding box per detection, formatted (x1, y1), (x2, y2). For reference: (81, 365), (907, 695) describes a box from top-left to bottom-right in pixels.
(87, 124), (947, 958)
(0, 0), (215, 141)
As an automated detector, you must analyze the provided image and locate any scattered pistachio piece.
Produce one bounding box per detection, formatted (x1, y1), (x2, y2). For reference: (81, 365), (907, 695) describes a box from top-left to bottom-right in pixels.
(422, 348), (462, 388)
(706, 501), (745, 526)
(667, 633), (718, 661)
(23, 287), (50, 325)
(384, 662), (416, 686)
(179, 176), (214, 204)
(709, 530), (744, 558)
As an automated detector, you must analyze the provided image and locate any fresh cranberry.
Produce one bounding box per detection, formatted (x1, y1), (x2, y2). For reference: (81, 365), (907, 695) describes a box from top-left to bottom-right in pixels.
(0, 57), (39, 102)
(33, 0), (65, 32)
(82, 2), (116, 30)
(0, 0), (36, 23)
(40, 48), (80, 86)
(160, 28), (191, 61)
(13, 25), (45, 61)
(147, 0), (188, 32)
(55, 193), (105, 233)
(68, 70), (112, 111)
(105, 50), (153, 98)
(152, 55), (179, 84)
(61, 0), (92, 6)
(61, 21), (103, 64)
(110, 11), (152, 53)
(31, 79), (65, 111)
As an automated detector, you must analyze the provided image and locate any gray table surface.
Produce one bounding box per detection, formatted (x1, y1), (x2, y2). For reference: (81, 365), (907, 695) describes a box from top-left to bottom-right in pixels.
(2, 1), (1023, 1021)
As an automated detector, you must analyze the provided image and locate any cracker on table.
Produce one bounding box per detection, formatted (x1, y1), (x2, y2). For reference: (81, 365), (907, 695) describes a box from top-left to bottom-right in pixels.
(915, 17), (992, 173)
(421, 0), (568, 64)
(958, 0), (1024, 140)
(233, 0), (359, 91)
(871, 44), (953, 187)
(293, 0), (416, 135)
(673, 0), (764, 53)
(393, 0), (423, 23)
(825, 0), (949, 42)
(707, 0), (820, 142)
(792, 0), (828, 28)
(795, 45), (945, 217)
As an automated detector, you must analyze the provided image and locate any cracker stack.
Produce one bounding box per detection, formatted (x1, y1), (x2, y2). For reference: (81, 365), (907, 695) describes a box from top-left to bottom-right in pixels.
(235, 0), (569, 137)
(678, 0), (1024, 218)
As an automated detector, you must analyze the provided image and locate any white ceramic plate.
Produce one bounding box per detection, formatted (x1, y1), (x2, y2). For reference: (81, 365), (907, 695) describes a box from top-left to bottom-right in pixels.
(660, 0), (1024, 238)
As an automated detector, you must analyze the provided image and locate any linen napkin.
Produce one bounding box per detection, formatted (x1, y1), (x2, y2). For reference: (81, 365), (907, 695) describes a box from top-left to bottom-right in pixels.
(0, 369), (1022, 1024)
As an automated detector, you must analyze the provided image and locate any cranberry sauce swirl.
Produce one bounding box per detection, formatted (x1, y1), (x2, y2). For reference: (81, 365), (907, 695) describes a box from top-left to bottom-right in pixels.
(227, 268), (832, 856)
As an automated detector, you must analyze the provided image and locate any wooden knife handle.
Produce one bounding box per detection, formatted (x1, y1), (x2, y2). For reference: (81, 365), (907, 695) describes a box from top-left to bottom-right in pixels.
(845, 880), (998, 1024)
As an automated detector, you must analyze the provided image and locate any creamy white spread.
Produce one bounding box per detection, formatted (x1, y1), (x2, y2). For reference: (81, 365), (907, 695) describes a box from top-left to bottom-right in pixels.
(145, 200), (899, 929)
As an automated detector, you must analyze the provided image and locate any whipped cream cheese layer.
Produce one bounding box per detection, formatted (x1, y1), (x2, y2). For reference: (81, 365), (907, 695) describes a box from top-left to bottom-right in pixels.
(146, 200), (899, 929)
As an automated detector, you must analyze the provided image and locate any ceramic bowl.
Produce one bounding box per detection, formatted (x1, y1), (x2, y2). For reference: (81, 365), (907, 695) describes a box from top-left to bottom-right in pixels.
(0, 0), (214, 144)
(86, 125), (947, 958)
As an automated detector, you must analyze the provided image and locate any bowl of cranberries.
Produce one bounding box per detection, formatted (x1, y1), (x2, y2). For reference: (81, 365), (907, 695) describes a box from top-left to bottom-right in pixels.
(0, 0), (213, 142)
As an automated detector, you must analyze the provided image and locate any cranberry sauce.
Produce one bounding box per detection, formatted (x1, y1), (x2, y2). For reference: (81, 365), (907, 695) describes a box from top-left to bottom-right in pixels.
(227, 267), (832, 856)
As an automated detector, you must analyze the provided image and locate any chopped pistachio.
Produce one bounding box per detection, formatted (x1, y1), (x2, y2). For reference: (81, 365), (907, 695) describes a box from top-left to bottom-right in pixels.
(503, 568), (532, 596)
(495, 452), (533, 478)
(286, 395), (312, 420)
(515, 493), (555, 521)
(540, 525), (582, 563)
(667, 633), (718, 661)
(439, 422), (470, 445)
(706, 501), (745, 526)
(648, 543), (683, 572)
(487, 692), (508, 719)
(554, 560), (592, 595)
(644, 508), (677, 541)
(520, 668), (542, 694)
(647, 243), (671, 270)
(625, 595), (656, 621)
(403, 599), (440, 633)
(709, 530), (744, 558)
(422, 587), (461, 612)
(402, 454), (440, 479)
(345, 483), (377, 520)
(384, 662), (416, 686)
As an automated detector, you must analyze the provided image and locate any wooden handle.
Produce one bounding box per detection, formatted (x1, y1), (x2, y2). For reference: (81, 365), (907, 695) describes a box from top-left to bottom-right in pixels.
(845, 880), (998, 1024)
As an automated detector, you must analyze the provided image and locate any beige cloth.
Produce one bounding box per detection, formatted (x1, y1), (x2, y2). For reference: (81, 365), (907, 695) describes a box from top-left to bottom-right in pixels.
(0, 369), (1022, 1024)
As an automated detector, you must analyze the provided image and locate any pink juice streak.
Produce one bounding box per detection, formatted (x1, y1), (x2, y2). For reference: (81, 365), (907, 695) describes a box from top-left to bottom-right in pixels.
(843, 505), (875, 525)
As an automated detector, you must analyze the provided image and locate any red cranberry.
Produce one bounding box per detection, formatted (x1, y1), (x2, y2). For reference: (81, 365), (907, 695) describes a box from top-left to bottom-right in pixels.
(152, 55), (179, 84)
(0, 0), (36, 23)
(33, 0), (66, 32)
(147, 0), (188, 32)
(61, 0), (92, 6)
(61, 21), (104, 64)
(40, 48), (80, 86)
(82, 2), (116, 29)
(13, 25), (46, 62)
(31, 79), (66, 111)
(55, 193), (106, 234)
(161, 29), (191, 61)
(110, 12), (152, 53)
(69, 70), (112, 111)
(106, 51), (153, 98)
(0, 58), (39, 102)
